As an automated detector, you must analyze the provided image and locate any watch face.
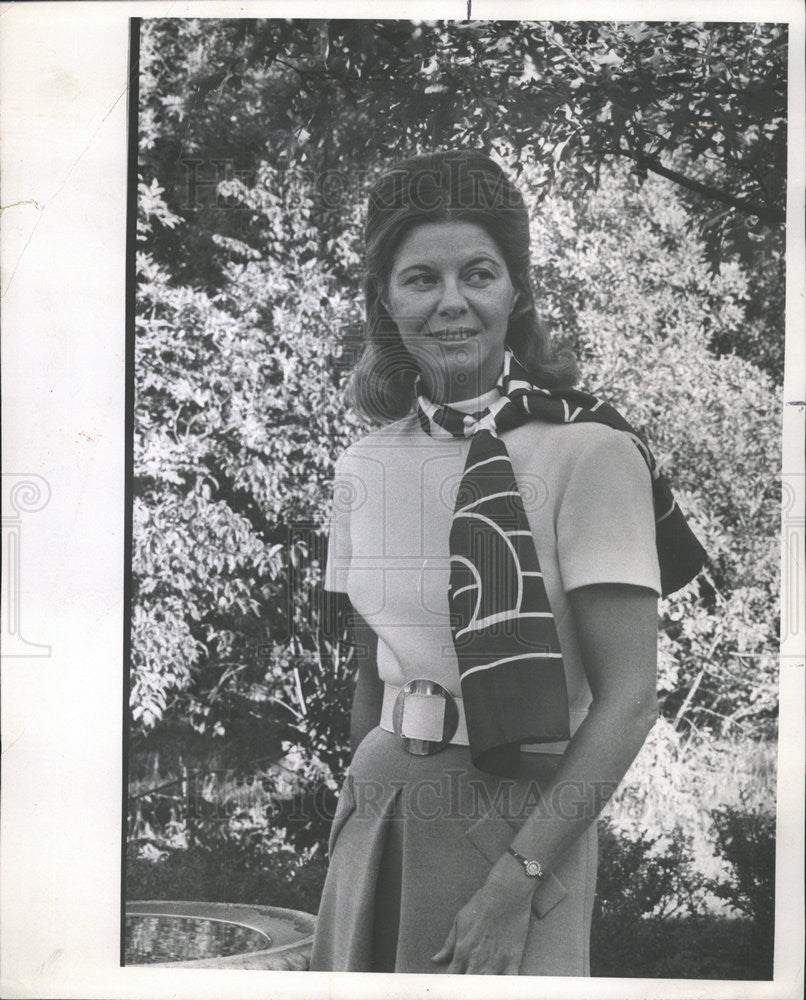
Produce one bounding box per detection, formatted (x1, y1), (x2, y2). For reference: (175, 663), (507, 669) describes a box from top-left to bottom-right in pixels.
(525, 860), (542, 878)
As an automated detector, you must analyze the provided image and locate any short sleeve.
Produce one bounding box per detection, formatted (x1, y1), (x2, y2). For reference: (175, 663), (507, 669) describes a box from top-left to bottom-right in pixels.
(557, 429), (662, 595)
(323, 452), (353, 594)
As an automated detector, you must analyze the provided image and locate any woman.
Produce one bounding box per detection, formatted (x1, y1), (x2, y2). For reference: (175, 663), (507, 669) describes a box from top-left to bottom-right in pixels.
(310, 150), (705, 976)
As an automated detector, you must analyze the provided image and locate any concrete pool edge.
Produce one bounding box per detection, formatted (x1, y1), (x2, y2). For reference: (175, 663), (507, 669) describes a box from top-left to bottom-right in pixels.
(125, 900), (316, 970)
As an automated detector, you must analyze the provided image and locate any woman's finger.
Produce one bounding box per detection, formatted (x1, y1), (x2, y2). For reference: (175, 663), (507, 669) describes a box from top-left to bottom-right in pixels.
(447, 931), (477, 974)
(494, 947), (520, 976)
(431, 922), (457, 964)
(461, 938), (494, 975)
(448, 945), (471, 975)
(480, 948), (508, 975)
(468, 940), (518, 976)
(503, 955), (522, 976)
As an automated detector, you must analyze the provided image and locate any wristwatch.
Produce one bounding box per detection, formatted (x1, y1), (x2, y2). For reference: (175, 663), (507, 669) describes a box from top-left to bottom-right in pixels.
(507, 846), (544, 879)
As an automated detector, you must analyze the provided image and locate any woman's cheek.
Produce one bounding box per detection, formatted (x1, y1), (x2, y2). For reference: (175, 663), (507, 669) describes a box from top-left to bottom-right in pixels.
(399, 296), (438, 332)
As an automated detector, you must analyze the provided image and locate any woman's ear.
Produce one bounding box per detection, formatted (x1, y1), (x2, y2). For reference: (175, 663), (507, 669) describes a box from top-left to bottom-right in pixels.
(510, 284), (531, 319)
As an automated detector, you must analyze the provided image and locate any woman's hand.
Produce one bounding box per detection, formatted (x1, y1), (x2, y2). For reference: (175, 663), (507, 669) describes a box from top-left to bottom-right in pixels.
(431, 860), (534, 975)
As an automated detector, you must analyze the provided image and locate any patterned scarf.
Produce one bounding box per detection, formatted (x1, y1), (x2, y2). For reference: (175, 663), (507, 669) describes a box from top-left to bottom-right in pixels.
(415, 348), (706, 776)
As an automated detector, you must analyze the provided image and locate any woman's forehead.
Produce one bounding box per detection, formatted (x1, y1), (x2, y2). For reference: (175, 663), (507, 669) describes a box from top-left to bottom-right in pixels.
(391, 220), (504, 269)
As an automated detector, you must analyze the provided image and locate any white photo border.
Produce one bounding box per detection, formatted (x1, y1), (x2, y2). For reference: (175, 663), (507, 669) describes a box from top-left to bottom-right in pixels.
(1, 2), (803, 998)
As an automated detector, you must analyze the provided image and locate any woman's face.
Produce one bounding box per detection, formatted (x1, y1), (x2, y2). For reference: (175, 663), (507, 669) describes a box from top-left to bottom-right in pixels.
(383, 220), (517, 402)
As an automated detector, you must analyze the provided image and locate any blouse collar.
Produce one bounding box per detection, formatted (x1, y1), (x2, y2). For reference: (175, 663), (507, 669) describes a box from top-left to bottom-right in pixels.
(448, 385), (502, 414)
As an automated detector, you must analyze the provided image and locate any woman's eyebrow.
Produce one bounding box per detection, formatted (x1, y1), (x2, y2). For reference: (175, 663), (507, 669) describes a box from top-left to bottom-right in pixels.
(395, 253), (502, 275)
(463, 254), (501, 268)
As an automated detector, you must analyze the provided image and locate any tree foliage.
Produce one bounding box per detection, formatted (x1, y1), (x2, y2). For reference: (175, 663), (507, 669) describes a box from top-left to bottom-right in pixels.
(522, 165), (780, 730)
(134, 165), (363, 743)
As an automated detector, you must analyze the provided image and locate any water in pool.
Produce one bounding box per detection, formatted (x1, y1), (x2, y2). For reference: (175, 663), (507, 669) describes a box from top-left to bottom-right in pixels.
(125, 914), (272, 964)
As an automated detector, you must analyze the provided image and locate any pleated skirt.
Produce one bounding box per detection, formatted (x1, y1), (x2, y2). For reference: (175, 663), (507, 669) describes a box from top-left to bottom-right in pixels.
(309, 726), (598, 975)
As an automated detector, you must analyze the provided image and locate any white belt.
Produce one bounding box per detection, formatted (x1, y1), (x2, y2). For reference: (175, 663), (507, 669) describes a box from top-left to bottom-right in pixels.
(379, 680), (581, 756)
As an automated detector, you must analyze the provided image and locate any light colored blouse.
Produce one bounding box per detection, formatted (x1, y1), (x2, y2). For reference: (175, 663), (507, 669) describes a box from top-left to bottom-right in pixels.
(324, 387), (661, 753)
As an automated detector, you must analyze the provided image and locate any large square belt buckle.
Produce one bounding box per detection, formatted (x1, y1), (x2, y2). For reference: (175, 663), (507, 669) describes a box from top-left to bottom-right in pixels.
(392, 679), (459, 755)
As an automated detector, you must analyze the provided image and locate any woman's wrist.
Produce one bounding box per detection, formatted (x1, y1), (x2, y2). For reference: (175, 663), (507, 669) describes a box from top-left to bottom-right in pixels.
(485, 849), (541, 903)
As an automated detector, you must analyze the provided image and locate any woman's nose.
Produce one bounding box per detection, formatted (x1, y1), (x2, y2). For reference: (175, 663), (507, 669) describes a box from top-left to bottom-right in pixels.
(436, 278), (469, 317)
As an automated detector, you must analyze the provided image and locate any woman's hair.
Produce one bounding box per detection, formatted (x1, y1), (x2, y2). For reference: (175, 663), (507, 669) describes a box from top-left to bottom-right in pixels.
(347, 149), (578, 423)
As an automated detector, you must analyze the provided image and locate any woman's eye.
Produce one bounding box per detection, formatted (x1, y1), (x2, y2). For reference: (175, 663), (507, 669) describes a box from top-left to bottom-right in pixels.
(406, 274), (437, 288)
(465, 269), (495, 284)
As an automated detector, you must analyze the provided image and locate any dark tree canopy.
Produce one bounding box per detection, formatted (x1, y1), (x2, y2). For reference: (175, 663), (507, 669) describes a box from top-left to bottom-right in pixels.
(141, 20), (786, 273)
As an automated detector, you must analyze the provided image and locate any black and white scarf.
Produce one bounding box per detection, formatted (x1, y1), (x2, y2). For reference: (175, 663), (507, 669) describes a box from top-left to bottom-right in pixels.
(415, 348), (706, 776)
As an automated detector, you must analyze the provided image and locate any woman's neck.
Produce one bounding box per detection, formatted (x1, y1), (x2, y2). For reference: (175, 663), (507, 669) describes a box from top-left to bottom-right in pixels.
(449, 385), (501, 413)
(417, 366), (504, 410)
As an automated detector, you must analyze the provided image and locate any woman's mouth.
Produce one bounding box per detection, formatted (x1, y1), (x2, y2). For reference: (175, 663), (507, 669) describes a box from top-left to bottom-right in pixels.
(429, 327), (480, 342)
